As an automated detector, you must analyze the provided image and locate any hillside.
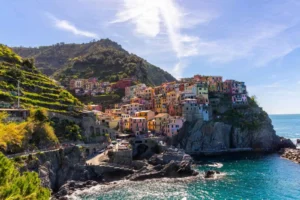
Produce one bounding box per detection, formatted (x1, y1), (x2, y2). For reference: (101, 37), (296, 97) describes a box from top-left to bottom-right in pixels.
(13, 39), (176, 86)
(0, 44), (82, 112)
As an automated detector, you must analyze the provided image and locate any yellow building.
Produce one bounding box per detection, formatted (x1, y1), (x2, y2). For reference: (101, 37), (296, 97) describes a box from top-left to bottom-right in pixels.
(167, 91), (177, 104)
(135, 110), (155, 121)
(148, 119), (156, 132)
(154, 94), (167, 113)
(122, 118), (131, 131)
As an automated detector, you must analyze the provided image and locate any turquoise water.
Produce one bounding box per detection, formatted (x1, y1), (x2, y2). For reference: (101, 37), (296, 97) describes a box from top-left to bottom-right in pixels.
(74, 114), (300, 200)
(270, 114), (300, 141)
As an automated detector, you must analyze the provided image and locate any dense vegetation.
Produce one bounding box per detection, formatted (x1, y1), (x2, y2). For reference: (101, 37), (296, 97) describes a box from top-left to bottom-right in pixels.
(0, 109), (59, 154)
(13, 39), (176, 86)
(0, 44), (83, 112)
(0, 153), (51, 199)
(50, 118), (83, 142)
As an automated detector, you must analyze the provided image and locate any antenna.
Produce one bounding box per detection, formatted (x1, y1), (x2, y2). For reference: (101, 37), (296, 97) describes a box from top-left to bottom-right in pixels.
(17, 80), (20, 108)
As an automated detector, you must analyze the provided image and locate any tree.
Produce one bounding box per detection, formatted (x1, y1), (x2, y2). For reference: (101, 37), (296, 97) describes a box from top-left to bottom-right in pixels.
(249, 95), (259, 107)
(31, 108), (48, 123)
(65, 124), (82, 141)
(0, 153), (51, 199)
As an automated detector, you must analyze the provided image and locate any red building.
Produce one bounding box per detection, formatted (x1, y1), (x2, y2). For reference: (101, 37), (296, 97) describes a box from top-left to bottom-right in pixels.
(113, 78), (132, 89)
(179, 84), (185, 92)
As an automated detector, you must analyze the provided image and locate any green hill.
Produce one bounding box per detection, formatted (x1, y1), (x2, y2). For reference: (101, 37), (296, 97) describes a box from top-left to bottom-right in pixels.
(12, 39), (177, 86)
(0, 44), (82, 112)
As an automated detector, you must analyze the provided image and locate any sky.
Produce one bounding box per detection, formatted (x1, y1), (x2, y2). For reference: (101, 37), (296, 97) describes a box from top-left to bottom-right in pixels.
(1, 0), (300, 114)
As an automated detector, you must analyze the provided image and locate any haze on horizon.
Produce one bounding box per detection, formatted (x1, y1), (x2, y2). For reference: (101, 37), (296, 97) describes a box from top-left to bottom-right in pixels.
(1, 0), (300, 114)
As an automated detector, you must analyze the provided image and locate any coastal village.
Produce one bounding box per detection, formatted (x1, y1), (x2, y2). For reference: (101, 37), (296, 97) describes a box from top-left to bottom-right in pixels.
(68, 74), (248, 138)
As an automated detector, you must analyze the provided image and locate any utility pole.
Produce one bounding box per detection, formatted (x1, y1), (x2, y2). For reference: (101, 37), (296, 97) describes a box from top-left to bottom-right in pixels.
(17, 80), (20, 109)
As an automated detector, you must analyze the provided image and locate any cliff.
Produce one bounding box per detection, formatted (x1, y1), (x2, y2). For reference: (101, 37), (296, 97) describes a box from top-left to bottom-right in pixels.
(15, 146), (135, 193)
(172, 106), (295, 154)
(17, 147), (88, 191)
(12, 39), (176, 86)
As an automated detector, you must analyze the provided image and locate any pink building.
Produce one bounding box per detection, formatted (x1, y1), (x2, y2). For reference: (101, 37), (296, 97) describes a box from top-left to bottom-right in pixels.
(164, 116), (185, 137)
(225, 80), (238, 94)
(130, 117), (147, 134)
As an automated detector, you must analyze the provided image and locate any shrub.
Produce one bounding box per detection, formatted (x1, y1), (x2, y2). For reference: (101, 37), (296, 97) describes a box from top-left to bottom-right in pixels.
(0, 153), (51, 199)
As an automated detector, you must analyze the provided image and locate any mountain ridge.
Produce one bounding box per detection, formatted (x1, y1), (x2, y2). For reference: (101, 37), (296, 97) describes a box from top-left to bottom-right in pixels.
(12, 39), (177, 86)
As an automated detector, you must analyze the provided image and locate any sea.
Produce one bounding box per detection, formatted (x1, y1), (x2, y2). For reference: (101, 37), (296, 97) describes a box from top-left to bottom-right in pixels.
(71, 114), (300, 200)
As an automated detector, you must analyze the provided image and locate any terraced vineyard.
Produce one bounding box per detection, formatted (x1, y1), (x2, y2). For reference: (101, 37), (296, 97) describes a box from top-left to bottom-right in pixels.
(0, 44), (82, 112)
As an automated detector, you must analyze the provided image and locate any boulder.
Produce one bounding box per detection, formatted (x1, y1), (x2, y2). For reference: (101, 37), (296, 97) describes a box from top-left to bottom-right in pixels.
(204, 170), (220, 178)
(277, 137), (296, 149)
(129, 161), (198, 181)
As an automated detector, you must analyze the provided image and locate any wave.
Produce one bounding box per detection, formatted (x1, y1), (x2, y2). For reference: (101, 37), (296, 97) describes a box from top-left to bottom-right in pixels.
(66, 176), (204, 200)
(206, 162), (223, 168)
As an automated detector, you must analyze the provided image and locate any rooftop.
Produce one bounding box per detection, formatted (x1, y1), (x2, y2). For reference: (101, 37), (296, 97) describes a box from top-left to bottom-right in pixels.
(155, 113), (169, 118)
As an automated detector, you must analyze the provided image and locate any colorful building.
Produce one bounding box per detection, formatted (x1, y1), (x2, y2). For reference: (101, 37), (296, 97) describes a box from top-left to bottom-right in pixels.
(153, 113), (170, 133)
(232, 94), (248, 106)
(182, 99), (208, 122)
(164, 116), (185, 137)
(130, 117), (147, 134)
(135, 110), (155, 121)
(113, 78), (132, 89)
(168, 103), (182, 116)
(121, 103), (145, 115)
(166, 91), (177, 104)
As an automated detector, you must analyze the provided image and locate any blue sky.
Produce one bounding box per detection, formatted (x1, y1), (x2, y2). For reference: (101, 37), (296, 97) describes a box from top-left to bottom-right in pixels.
(1, 0), (300, 114)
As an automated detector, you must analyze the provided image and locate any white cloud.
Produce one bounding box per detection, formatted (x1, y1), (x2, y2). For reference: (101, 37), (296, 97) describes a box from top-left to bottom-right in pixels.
(172, 61), (187, 79)
(112, 0), (217, 77)
(47, 13), (98, 39)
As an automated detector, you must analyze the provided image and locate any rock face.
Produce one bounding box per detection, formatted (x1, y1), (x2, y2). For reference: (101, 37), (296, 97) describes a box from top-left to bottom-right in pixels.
(277, 137), (296, 149)
(173, 121), (232, 153)
(25, 147), (97, 191)
(279, 148), (300, 163)
(172, 106), (295, 153)
(23, 147), (132, 192)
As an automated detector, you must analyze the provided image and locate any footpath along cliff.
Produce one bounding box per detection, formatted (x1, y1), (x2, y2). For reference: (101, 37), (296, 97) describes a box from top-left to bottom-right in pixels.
(172, 105), (295, 154)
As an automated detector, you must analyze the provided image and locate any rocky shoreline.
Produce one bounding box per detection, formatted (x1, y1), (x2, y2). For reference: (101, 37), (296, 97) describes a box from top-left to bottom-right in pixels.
(279, 148), (300, 164)
(54, 158), (199, 199)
